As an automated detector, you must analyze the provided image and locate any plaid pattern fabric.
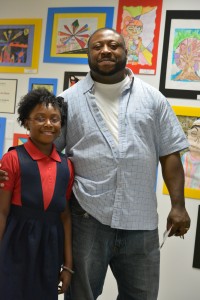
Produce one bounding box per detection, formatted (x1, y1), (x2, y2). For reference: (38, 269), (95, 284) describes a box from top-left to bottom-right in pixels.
(56, 70), (189, 230)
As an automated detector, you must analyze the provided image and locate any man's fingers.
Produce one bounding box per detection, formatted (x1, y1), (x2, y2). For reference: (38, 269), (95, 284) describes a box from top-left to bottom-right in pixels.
(173, 226), (190, 236)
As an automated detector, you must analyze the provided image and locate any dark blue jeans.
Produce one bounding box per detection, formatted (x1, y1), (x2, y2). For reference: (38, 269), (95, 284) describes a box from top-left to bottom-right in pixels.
(65, 198), (160, 300)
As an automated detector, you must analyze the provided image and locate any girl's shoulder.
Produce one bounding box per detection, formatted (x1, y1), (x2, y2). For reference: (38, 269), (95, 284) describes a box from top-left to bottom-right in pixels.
(1, 148), (19, 170)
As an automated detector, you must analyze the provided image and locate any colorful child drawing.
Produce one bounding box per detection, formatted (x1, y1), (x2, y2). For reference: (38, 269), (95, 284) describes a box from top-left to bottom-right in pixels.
(181, 119), (200, 189)
(120, 5), (156, 66)
(0, 28), (29, 65)
(57, 19), (90, 55)
(172, 29), (200, 82)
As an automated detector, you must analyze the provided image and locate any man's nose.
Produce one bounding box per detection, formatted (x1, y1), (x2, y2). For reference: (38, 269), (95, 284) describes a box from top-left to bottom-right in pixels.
(101, 44), (111, 53)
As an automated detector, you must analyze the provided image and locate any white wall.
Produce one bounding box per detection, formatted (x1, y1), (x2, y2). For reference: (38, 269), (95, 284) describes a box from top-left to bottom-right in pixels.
(0, 1), (200, 299)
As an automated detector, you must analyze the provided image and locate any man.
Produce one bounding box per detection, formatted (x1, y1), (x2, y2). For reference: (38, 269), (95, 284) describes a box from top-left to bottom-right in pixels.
(0, 28), (190, 300)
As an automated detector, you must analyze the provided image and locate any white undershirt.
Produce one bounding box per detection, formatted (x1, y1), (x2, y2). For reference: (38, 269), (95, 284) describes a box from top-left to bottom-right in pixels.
(94, 76), (129, 144)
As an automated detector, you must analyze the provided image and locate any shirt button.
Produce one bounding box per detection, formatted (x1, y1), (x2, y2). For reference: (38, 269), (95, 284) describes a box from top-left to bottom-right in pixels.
(83, 212), (90, 219)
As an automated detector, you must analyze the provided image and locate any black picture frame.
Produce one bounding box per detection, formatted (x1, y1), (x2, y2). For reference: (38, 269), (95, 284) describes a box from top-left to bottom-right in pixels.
(159, 10), (200, 100)
(193, 205), (200, 269)
(63, 71), (87, 90)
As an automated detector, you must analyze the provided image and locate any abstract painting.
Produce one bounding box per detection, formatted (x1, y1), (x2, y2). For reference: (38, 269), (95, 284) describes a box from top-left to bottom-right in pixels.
(116, 0), (163, 74)
(43, 7), (114, 64)
(0, 19), (42, 73)
(159, 11), (200, 99)
(28, 78), (58, 94)
(63, 71), (87, 90)
(13, 133), (29, 146)
(163, 106), (200, 200)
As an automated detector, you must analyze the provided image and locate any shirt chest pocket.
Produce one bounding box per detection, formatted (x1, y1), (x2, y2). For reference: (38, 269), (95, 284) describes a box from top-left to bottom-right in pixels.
(128, 109), (155, 138)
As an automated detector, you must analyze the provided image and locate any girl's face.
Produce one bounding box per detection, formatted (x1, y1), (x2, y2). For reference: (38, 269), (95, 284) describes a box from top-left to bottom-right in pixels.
(25, 103), (61, 151)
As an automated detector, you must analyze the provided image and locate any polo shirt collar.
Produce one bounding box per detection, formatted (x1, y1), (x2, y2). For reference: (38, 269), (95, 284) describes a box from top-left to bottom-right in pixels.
(24, 138), (61, 162)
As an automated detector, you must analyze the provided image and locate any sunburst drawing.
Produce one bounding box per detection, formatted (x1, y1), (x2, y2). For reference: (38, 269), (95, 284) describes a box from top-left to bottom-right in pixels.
(56, 19), (90, 55)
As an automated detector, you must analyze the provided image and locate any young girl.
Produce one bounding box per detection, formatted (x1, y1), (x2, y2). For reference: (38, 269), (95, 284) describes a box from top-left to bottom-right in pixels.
(0, 88), (74, 300)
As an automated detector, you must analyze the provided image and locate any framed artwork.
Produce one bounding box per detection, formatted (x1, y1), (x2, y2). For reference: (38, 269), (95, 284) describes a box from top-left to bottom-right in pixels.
(193, 205), (200, 269)
(0, 117), (6, 158)
(0, 79), (17, 113)
(0, 19), (42, 74)
(43, 7), (114, 64)
(63, 71), (87, 90)
(159, 11), (200, 99)
(116, 0), (163, 75)
(163, 106), (200, 200)
(28, 78), (58, 94)
(13, 133), (29, 146)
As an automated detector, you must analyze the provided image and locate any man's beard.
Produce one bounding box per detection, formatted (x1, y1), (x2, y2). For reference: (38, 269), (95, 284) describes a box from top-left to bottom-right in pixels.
(88, 57), (127, 76)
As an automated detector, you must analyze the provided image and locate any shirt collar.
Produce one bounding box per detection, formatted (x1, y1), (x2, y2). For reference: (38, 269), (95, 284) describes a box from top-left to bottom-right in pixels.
(24, 138), (61, 162)
(83, 67), (134, 94)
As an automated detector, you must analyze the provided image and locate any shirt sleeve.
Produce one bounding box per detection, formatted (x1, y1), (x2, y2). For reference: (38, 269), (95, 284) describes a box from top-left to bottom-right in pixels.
(0, 150), (19, 191)
(66, 158), (74, 200)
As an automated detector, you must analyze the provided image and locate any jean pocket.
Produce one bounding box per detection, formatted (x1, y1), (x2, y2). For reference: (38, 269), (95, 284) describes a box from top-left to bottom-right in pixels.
(70, 196), (90, 218)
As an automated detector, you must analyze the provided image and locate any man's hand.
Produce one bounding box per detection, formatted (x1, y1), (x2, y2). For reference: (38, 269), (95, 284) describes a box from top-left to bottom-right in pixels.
(160, 152), (191, 237)
(0, 163), (8, 187)
(167, 206), (191, 237)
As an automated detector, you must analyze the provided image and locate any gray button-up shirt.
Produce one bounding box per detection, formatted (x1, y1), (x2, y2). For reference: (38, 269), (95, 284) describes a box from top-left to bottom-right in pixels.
(57, 70), (188, 230)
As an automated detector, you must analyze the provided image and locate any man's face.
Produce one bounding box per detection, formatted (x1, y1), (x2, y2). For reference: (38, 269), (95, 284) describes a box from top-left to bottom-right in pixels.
(88, 29), (127, 77)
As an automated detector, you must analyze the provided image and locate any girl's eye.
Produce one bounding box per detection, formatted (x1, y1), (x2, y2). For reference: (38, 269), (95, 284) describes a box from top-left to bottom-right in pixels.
(51, 117), (61, 124)
(35, 116), (45, 122)
(29, 116), (61, 124)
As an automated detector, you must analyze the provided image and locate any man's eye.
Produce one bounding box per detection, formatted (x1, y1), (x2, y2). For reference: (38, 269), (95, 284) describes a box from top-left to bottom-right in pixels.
(93, 45), (101, 50)
(110, 45), (118, 49)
